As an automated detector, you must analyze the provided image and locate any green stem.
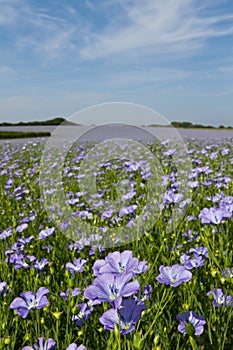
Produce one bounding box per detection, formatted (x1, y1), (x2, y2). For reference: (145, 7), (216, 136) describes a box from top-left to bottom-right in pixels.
(189, 336), (198, 350)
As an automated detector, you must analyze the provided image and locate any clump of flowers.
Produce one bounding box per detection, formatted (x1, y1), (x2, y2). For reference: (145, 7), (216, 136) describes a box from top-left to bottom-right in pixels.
(83, 250), (148, 334)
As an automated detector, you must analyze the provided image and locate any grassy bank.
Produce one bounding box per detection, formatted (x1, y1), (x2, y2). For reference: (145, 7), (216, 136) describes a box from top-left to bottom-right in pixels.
(0, 131), (51, 139)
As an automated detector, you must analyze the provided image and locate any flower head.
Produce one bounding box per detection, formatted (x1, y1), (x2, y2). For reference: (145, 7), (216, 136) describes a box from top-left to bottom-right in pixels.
(84, 272), (140, 308)
(176, 311), (206, 336)
(10, 287), (49, 318)
(66, 258), (87, 273)
(66, 345), (86, 350)
(22, 336), (55, 350)
(206, 288), (233, 307)
(38, 227), (55, 240)
(156, 264), (192, 287)
(99, 299), (146, 335)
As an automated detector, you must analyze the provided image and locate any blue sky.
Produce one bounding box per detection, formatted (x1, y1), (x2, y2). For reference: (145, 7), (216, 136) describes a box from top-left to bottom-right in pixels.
(0, 0), (233, 126)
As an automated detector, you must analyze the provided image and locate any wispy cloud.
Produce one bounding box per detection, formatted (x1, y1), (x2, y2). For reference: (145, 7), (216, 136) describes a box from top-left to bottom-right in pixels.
(218, 65), (233, 73)
(0, 1), (19, 25)
(3, 0), (233, 63)
(17, 27), (76, 59)
(79, 0), (233, 60)
(217, 89), (233, 96)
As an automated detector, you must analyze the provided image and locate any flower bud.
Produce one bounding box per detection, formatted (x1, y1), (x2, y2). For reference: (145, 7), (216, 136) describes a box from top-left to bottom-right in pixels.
(4, 337), (11, 345)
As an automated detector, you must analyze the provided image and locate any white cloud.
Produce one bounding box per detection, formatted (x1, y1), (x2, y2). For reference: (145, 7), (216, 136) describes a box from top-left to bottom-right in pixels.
(0, 2), (18, 25)
(17, 27), (76, 59)
(3, 0), (233, 64)
(79, 0), (233, 60)
(217, 89), (233, 96)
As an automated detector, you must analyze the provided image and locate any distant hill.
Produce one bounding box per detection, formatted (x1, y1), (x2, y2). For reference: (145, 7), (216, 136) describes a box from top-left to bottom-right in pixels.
(0, 118), (232, 129)
(0, 117), (80, 126)
(149, 121), (232, 129)
(171, 121), (232, 129)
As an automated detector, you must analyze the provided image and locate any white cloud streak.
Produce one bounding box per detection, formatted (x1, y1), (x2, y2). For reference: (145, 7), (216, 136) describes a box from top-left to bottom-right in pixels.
(2, 0), (233, 63)
(79, 0), (233, 60)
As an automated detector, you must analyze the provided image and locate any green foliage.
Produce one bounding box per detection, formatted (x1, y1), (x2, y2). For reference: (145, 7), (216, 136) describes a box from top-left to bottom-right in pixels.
(0, 131), (50, 139)
(0, 137), (232, 349)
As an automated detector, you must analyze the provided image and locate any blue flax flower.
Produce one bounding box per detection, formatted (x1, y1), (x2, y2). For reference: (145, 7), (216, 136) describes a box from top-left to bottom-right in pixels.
(60, 288), (80, 301)
(99, 299), (146, 335)
(84, 272), (140, 308)
(93, 250), (139, 276)
(71, 303), (91, 326)
(0, 281), (11, 297)
(180, 253), (205, 270)
(93, 250), (147, 276)
(221, 267), (233, 278)
(199, 207), (231, 224)
(176, 311), (206, 336)
(206, 288), (233, 307)
(38, 227), (55, 240)
(66, 345), (86, 350)
(22, 336), (56, 349)
(10, 287), (49, 318)
(66, 258), (87, 273)
(156, 264), (192, 287)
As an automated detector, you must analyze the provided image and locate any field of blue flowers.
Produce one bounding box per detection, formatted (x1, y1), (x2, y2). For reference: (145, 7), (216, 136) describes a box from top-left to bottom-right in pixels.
(0, 136), (233, 350)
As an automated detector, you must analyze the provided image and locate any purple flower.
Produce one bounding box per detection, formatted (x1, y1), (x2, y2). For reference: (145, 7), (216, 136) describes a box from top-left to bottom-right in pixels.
(38, 227), (55, 240)
(156, 264), (192, 287)
(89, 244), (105, 256)
(66, 345), (86, 350)
(99, 299), (146, 335)
(16, 223), (28, 233)
(176, 311), (206, 336)
(221, 267), (233, 278)
(14, 255), (36, 270)
(93, 251), (139, 276)
(34, 258), (50, 272)
(163, 149), (176, 156)
(187, 181), (199, 189)
(92, 250), (147, 277)
(180, 254), (205, 270)
(10, 287), (49, 318)
(72, 303), (91, 326)
(189, 246), (208, 258)
(199, 207), (231, 224)
(163, 190), (183, 204)
(60, 220), (71, 230)
(66, 258), (87, 273)
(22, 337), (56, 350)
(220, 196), (233, 213)
(133, 261), (148, 274)
(206, 288), (233, 307)
(182, 229), (199, 242)
(101, 209), (114, 219)
(0, 281), (10, 297)
(0, 228), (12, 240)
(60, 288), (80, 302)
(84, 273), (140, 308)
(142, 284), (152, 301)
(119, 205), (137, 218)
(186, 215), (197, 221)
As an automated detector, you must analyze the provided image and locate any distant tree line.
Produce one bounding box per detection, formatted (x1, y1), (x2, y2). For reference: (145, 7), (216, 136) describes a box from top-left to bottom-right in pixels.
(170, 121), (232, 129)
(0, 117), (79, 126)
(0, 118), (232, 129)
